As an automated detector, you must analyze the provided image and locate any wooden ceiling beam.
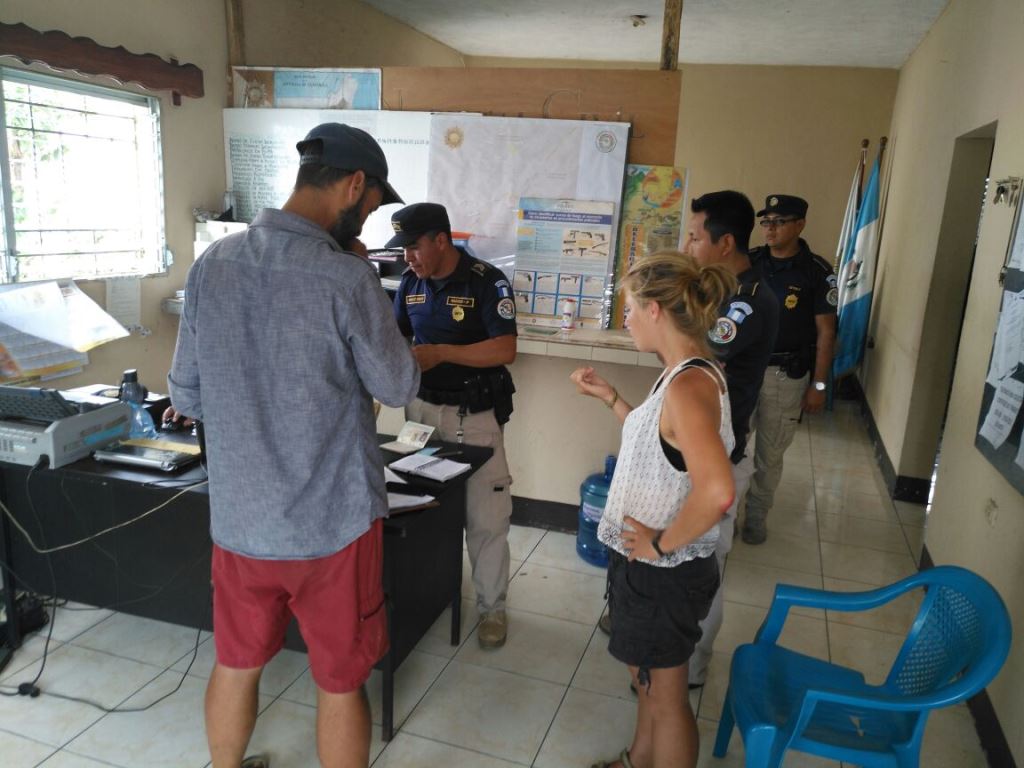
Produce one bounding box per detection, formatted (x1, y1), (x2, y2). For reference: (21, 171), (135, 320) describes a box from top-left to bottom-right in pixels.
(661, 0), (683, 71)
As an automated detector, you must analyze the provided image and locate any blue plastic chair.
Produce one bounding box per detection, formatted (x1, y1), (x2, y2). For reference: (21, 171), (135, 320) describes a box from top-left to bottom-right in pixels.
(713, 565), (1011, 767)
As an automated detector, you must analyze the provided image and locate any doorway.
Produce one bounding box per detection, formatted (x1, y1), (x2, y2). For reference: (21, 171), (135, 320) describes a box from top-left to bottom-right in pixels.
(899, 124), (996, 504)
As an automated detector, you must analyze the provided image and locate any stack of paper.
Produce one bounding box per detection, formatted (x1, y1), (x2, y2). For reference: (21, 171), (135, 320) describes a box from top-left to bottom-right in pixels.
(387, 492), (435, 511)
(389, 453), (471, 482)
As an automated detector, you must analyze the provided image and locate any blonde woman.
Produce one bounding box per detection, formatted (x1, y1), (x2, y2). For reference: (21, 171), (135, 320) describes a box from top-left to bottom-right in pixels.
(571, 252), (737, 768)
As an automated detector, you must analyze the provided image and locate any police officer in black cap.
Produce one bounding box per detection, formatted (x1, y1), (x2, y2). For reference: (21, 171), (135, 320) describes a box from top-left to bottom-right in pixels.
(390, 202), (518, 649)
(744, 194), (837, 544)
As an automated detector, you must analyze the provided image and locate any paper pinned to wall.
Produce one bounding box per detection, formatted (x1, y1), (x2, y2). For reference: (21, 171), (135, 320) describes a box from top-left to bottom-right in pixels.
(223, 108), (433, 249)
(979, 377), (1024, 449)
(106, 277), (142, 331)
(428, 115), (629, 270)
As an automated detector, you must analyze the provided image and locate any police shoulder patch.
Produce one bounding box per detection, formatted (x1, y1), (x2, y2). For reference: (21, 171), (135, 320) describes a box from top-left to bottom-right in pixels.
(726, 301), (754, 324)
(709, 317), (738, 344)
(827, 287), (839, 306)
(471, 262), (488, 276)
(497, 297), (516, 320)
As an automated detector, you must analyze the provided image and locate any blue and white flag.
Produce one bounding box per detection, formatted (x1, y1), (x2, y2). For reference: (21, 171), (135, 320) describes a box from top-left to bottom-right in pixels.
(834, 155), (863, 272)
(833, 154), (881, 379)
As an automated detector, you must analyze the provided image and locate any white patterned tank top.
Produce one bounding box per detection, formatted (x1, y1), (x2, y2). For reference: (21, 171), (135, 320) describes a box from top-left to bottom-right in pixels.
(597, 357), (735, 567)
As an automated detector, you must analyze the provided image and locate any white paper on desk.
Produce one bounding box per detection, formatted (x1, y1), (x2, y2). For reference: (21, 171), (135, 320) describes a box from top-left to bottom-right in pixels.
(106, 277), (142, 330)
(979, 377), (1024, 449)
(389, 453), (471, 482)
(387, 492), (435, 510)
(384, 467), (407, 484)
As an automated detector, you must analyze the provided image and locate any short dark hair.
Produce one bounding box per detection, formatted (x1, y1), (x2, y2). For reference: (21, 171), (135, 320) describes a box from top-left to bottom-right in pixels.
(690, 190), (755, 254)
(294, 159), (384, 193)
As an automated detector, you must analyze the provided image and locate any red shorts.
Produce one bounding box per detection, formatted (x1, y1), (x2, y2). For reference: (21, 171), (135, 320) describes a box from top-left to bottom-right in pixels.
(211, 519), (387, 694)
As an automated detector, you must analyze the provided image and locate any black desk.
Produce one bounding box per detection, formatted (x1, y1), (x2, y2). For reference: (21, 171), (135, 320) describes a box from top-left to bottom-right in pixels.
(0, 440), (490, 740)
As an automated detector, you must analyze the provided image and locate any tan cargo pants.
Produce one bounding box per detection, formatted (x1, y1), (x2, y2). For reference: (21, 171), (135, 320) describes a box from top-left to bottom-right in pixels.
(744, 367), (809, 522)
(406, 399), (513, 613)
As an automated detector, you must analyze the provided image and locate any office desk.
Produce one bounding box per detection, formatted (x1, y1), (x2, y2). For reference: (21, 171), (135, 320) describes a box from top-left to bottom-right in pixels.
(0, 440), (490, 740)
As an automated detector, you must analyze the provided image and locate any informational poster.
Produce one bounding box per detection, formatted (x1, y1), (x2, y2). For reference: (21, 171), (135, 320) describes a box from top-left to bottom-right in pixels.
(609, 164), (688, 328)
(231, 67), (381, 110)
(223, 109), (431, 248)
(976, 190), (1024, 494)
(513, 199), (615, 326)
(427, 115), (629, 284)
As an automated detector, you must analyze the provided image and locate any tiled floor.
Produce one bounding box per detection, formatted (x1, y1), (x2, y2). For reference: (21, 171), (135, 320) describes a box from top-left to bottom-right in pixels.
(0, 402), (990, 767)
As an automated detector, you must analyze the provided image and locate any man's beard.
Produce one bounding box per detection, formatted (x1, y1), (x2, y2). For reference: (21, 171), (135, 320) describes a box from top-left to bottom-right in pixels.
(328, 195), (365, 249)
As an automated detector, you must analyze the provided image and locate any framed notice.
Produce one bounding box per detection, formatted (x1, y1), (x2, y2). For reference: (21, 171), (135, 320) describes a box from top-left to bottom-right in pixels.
(975, 191), (1024, 495)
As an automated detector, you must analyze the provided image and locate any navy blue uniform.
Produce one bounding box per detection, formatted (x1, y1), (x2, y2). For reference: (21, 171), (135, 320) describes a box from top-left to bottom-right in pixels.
(393, 248), (517, 393)
(708, 268), (780, 463)
(749, 239), (837, 357)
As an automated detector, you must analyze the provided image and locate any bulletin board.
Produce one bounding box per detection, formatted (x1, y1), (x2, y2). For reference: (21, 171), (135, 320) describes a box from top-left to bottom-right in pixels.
(975, 192), (1024, 495)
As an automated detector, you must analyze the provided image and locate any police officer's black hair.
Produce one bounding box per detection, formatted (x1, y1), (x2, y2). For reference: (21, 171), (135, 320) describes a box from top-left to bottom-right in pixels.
(690, 190), (755, 254)
(423, 228), (454, 245)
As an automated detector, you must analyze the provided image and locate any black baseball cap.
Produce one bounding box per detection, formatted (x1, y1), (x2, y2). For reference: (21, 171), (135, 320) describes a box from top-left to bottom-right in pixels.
(756, 194), (808, 218)
(295, 123), (403, 205)
(384, 203), (451, 248)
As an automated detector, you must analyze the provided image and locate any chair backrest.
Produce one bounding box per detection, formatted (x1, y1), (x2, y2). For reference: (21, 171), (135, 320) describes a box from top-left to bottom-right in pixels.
(886, 566), (1011, 699)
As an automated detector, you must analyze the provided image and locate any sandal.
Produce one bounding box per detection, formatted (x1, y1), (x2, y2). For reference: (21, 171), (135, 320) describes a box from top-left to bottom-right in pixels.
(589, 747), (634, 768)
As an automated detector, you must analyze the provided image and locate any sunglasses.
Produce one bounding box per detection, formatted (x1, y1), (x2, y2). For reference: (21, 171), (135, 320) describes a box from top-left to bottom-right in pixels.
(759, 217), (800, 228)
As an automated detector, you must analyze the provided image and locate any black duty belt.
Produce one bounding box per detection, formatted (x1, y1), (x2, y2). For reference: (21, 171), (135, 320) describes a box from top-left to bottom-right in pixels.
(768, 352), (797, 366)
(417, 387), (464, 407)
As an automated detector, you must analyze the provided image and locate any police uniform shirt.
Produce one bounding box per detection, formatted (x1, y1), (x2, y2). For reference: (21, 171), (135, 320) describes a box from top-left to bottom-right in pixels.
(394, 247), (518, 392)
(708, 267), (780, 463)
(749, 239), (837, 354)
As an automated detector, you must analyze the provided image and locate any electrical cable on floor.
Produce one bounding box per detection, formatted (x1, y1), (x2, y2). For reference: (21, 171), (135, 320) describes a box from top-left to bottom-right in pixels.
(0, 459), (208, 711)
(0, 478), (208, 555)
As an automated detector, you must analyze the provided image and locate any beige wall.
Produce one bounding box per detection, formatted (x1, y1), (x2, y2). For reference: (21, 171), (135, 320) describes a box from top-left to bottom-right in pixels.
(677, 64), (898, 261)
(241, 0), (464, 69)
(864, 0), (1024, 759)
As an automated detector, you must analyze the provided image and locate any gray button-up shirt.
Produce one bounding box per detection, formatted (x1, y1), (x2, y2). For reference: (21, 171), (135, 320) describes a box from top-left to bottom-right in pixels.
(169, 208), (420, 559)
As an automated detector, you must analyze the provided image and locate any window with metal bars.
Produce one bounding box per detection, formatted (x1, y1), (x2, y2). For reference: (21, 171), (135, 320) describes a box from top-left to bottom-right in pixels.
(0, 68), (167, 283)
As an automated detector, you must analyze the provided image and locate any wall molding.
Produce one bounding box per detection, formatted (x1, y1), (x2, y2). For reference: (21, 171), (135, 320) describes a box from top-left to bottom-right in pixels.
(0, 22), (204, 102)
(511, 496), (577, 533)
(856, 382), (932, 504)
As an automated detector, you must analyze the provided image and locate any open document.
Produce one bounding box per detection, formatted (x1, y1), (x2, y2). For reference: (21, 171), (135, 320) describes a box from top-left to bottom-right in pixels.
(389, 452), (471, 482)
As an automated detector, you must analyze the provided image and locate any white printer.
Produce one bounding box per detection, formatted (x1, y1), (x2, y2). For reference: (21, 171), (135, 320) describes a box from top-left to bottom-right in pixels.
(0, 386), (130, 468)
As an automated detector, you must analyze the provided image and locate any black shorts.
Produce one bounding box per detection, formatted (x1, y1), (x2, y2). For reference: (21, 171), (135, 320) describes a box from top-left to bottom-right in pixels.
(606, 550), (719, 672)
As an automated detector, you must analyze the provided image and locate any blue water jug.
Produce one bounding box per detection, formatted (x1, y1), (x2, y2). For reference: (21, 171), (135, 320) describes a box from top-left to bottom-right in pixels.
(576, 455), (616, 568)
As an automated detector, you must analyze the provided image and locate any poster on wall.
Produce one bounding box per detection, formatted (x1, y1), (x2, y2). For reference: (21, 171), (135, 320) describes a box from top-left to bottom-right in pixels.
(231, 67), (381, 110)
(513, 199), (615, 327)
(609, 164), (688, 328)
(222, 108), (430, 248)
(427, 114), (629, 288)
(975, 191), (1024, 495)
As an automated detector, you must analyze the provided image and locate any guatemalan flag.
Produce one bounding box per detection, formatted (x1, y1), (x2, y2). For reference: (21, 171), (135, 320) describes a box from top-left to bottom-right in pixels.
(833, 154), (881, 379)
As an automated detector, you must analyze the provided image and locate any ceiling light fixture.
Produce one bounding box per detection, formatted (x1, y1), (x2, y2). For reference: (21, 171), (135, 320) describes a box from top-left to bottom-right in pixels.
(629, 14), (648, 27)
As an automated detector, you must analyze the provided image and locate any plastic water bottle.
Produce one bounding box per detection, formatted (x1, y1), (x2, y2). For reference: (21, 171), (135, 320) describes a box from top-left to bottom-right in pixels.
(576, 455), (616, 567)
(119, 369), (157, 439)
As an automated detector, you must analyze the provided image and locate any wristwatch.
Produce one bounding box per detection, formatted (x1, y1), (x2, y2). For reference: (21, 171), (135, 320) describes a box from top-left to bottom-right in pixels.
(651, 532), (668, 558)
(812, 381), (827, 392)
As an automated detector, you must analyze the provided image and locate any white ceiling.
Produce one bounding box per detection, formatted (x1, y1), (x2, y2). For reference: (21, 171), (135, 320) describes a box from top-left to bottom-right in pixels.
(362, 0), (949, 69)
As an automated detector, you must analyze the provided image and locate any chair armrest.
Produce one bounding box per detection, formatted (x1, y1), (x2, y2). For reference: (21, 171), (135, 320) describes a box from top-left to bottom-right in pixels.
(755, 580), (923, 645)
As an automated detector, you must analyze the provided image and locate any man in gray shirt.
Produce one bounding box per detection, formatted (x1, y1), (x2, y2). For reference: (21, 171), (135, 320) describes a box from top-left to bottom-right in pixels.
(168, 123), (419, 768)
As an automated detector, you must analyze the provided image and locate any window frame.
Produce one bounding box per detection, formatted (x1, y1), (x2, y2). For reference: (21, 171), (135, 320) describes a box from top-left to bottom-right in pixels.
(0, 67), (168, 284)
